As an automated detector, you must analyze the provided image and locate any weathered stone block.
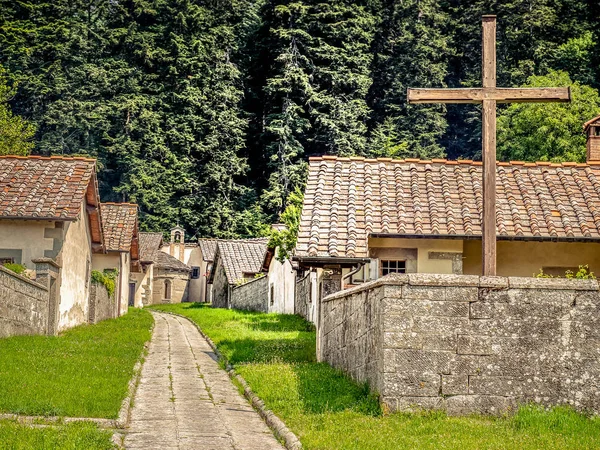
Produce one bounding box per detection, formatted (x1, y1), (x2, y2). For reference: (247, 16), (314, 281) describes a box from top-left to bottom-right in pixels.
(383, 372), (441, 397)
(445, 287), (479, 302)
(441, 375), (468, 395)
(457, 335), (494, 355)
(403, 285), (446, 301)
(445, 395), (517, 416)
(384, 349), (451, 374)
(408, 273), (479, 287)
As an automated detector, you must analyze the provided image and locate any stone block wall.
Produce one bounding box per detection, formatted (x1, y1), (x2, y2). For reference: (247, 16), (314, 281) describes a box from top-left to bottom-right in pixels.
(0, 266), (49, 338)
(211, 264), (229, 308)
(320, 273), (600, 415)
(88, 282), (115, 324)
(230, 275), (268, 312)
(295, 272), (311, 321)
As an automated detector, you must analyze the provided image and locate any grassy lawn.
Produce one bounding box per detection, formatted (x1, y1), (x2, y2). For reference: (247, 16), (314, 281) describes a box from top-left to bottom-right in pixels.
(0, 420), (115, 450)
(151, 303), (600, 450)
(0, 308), (153, 419)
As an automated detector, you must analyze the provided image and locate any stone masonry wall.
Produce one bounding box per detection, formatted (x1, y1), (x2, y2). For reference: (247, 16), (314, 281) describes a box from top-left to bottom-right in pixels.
(295, 272), (311, 321)
(320, 273), (600, 415)
(230, 275), (269, 312)
(0, 266), (49, 338)
(88, 281), (115, 324)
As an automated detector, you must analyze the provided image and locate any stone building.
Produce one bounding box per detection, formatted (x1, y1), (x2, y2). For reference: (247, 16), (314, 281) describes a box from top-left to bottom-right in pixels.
(208, 239), (268, 308)
(94, 202), (140, 315)
(133, 228), (192, 305)
(295, 130), (600, 296)
(133, 232), (164, 306)
(0, 155), (104, 332)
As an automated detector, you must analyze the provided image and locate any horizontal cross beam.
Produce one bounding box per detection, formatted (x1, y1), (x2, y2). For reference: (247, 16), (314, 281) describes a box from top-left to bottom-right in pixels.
(407, 87), (571, 104)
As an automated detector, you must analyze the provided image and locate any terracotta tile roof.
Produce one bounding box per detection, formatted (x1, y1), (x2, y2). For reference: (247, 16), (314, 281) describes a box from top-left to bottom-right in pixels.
(198, 237), (269, 263)
(138, 232), (164, 263)
(198, 239), (219, 262)
(155, 251), (190, 272)
(215, 240), (268, 284)
(100, 203), (138, 252)
(297, 156), (600, 258)
(0, 155), (97, 220)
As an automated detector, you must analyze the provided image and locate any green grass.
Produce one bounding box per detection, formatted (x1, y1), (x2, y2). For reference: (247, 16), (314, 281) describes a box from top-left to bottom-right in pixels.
(0, 308), (153, 419)
(152, 303), (600, 449)
(0, 420), (115, 449)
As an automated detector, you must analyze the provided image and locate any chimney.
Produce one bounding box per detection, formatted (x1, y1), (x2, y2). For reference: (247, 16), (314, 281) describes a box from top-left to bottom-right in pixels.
(585, 115), (600, 162)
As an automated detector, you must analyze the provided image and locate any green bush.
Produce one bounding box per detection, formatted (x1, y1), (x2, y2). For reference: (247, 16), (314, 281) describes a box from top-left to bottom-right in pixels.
(91, 270), (117, 297)
(2, 263), (27, 276)
(535, 265), (595, 279)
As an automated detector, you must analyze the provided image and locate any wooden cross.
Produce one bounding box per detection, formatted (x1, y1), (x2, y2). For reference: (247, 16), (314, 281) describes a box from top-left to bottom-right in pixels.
(407, 15), (570, 276)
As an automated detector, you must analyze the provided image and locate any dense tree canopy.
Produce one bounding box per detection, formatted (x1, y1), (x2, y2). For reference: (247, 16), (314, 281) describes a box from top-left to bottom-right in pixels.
(1, 0), (600, 236)
(498, 71), (600, 163)
(0, 66), (35, 156)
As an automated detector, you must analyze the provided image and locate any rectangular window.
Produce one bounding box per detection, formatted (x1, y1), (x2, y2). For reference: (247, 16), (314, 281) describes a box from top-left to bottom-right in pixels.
(0, 257), (14, 265)
(191, 266), (200, 279)
(381, 260), (406, 276)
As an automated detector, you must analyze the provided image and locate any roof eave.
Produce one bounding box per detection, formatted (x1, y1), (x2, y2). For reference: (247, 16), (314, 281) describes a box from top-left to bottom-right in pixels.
(369, 233), (600, 243)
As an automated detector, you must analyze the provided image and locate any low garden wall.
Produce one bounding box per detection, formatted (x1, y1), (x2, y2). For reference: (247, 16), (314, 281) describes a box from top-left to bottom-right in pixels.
(0, 266), (49, 338)
(230, 275), (269, 312)
(88, 281), (115, 324)
(319, 273), (600, 415)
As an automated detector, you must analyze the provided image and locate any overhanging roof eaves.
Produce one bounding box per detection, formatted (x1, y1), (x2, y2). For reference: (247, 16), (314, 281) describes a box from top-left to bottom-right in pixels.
(293, 256), (371, 268)
(369, 233), (600, 243)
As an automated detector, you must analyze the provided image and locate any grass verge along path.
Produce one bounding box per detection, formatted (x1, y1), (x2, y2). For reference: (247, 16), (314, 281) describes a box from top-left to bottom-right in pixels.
(0, 308), (153, 419)
(151, 303), (600, 450)
(0, 420), (114, 450)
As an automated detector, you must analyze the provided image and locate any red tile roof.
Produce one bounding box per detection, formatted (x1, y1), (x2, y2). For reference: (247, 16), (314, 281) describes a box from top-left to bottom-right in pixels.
(139, 232), (164, 263)
(213, 240), (268, 284)
(100, 203), (138, 252)
(297, 156), (600, 258)
(0, 155), (97, 220)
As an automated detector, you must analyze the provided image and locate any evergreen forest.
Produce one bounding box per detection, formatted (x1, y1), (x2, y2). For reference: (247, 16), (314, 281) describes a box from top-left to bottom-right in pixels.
(1, 0), (600, 238)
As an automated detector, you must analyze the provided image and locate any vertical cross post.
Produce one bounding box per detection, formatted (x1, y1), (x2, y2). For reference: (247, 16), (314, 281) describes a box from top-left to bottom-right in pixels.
(407, 15), (570, 276)
(481, 15), (497, 276)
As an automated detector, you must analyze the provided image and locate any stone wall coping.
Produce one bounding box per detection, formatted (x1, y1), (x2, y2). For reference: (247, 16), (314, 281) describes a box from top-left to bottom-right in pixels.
(0, 265), (47, 290)
(31, 257), (61, 269)
(322, 273), (599, 303)
(231, 274), (267, 291)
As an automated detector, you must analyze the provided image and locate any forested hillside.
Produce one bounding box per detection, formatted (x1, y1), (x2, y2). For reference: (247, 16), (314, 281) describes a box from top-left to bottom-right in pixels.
(1, 0), (600, 237)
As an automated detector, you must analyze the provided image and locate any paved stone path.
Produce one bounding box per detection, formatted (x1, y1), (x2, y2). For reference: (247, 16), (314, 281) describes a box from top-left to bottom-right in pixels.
(124, 311), (284, 450)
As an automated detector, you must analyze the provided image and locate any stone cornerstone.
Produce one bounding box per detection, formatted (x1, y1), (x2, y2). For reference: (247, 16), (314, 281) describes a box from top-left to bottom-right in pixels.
(319, 273), (600, 415)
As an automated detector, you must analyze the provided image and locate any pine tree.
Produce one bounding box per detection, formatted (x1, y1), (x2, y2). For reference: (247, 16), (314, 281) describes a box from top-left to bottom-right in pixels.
(368, 0), (451, 159)
(0, 67), (35, 155)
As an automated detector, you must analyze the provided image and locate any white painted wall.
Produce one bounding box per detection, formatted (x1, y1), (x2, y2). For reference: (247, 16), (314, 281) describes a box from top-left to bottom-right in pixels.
(185, 247), (203, 302)
(0, 220), (55, 270)
(119, 252), (130, 315)
(267, 254), (295, 314)
(131, 264), (153, 307)
(58, 201), (93, 331)
(92, 251), (130, 316)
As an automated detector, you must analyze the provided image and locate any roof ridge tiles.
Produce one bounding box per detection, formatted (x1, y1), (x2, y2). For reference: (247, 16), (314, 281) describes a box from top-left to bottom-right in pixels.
(308, 155), (598, 168)
(0, 155), (97, 163)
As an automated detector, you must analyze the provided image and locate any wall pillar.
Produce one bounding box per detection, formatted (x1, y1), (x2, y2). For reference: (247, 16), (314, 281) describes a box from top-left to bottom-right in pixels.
(32, 258), (61, 336)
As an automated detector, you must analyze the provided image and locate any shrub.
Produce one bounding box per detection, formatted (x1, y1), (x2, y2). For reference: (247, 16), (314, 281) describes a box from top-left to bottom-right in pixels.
(2, 263), (27, 276)
(535, 265), (595, 279)
(91, 270), (117, 297)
